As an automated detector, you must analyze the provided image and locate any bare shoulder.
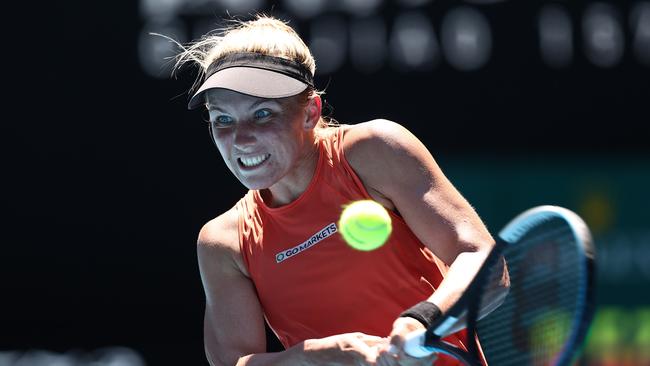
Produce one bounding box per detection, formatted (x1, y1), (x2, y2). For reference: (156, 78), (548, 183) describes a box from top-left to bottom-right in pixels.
(342, 119), (433, 207)
(197, 205), (249, 277)
(198, 205), (239, 249)
(342, 119), (415, 148)
(342, 119), (429, 169)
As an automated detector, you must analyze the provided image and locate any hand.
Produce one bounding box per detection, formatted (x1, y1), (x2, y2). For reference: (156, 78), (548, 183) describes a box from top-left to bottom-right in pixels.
(304, 332), (388, 366)
(376, 317), (438, 366)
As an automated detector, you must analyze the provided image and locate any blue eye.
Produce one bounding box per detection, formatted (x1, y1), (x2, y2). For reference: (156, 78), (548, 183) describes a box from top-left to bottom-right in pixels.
(217, 115), (234, 124)
(254, 109), (271, 119)
(209, 111), (234, 126)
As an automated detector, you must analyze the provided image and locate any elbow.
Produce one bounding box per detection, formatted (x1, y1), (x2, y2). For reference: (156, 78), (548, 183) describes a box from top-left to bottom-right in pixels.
(492, 256), (511, 308)
(478, 255), (510, 319)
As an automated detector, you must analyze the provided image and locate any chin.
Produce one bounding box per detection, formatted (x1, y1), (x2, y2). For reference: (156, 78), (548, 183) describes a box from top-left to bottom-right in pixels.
(244, 182), (270, 190)
(238, 177), (275, 191)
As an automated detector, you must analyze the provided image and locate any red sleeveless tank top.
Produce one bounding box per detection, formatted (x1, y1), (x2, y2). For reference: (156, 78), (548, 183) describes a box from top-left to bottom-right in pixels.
(237, 127), (483, 365)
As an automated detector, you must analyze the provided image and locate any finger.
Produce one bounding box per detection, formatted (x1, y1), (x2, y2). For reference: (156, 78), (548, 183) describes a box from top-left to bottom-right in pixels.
(350, 336), (383, 364)
(363, 336), (390, 348)
(350, 336), (374, 353)
(352, 333), (389, 349)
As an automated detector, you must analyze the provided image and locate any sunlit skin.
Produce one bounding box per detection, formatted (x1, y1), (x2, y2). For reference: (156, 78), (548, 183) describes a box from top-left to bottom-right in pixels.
(205, 89), (322, 207)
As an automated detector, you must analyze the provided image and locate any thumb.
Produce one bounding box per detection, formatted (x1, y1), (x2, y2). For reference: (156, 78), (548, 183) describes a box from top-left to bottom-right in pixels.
(386, 326), (410, 356)
(386, 334), (404, 356)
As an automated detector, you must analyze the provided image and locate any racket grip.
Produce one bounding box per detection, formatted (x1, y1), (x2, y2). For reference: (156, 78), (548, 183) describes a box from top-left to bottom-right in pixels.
(402, 329), (436, 358)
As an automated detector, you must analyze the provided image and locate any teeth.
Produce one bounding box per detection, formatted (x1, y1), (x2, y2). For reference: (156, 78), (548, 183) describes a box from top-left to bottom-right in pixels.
(239, 154), (270, 167)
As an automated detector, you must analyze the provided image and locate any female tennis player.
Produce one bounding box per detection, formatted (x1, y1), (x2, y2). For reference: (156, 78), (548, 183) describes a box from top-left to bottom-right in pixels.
(172, 15), (508, 366)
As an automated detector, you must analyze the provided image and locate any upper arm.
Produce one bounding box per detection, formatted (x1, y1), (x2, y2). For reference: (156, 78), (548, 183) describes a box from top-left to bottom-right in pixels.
(197, 210), (267, 366)
(343, 120), (495, 265)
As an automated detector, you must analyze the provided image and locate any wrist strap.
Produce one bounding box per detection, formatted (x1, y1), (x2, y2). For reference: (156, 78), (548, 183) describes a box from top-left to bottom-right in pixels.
(399, 301), (442, 329)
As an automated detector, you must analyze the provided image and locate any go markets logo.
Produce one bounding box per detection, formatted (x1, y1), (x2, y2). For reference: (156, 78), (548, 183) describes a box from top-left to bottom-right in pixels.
(275, 223), (337, 263)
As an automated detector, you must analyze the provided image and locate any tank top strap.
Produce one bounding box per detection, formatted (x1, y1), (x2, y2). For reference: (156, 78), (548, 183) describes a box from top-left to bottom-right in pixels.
(321, 126), (374, 200)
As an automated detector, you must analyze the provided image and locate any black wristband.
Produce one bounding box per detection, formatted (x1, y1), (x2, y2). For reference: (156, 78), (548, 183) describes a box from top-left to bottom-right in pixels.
(399, 301), (442, 329)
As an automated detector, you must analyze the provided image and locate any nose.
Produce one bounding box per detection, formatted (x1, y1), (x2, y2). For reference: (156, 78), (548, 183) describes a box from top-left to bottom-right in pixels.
(233, 120), (257, 150)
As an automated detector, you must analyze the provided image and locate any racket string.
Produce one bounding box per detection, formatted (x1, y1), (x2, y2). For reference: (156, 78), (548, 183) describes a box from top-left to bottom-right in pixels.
(475, 221), (587, 366)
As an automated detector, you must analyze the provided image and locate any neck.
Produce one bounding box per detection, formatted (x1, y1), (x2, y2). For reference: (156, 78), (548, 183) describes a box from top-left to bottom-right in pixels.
(260, 135), (320, 208)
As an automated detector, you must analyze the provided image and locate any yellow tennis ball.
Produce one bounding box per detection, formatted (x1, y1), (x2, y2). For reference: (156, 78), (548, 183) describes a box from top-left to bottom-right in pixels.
(339, 200), (392, 251)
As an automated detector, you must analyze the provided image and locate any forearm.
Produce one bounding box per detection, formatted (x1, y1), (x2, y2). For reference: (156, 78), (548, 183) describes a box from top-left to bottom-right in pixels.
(204, 333), (306, 366)
(426, 250), (509, 333)
(428, 250), (488, 312)
(235, 335), (383, 366)
(235, 344), (308, 366)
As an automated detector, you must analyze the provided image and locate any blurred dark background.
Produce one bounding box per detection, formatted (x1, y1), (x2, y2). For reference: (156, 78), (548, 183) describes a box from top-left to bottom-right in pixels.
(2, 0), (649, 365)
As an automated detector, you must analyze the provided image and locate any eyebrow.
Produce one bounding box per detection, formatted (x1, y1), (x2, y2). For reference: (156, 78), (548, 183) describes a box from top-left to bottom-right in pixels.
(206, 99), (281, 112)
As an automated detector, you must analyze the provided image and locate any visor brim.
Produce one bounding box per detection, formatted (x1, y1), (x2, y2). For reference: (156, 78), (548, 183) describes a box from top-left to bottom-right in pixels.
(188, 67), (309, 109)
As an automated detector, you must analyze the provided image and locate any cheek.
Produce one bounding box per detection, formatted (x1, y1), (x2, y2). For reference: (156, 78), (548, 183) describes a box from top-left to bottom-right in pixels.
(211, 134), (236, 166)
(212, 137), (227, 153)
(269, 132), (300, 157)
(212, 129), (233, 148)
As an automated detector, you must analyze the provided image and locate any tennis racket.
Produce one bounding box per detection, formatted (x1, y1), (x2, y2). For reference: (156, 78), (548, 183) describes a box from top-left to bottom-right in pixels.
(400, 205), (596, 366)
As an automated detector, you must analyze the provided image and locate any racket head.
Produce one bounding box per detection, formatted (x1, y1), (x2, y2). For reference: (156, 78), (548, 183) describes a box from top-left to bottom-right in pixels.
(407, 205), (596, 365)
(475, 205), (596, 366)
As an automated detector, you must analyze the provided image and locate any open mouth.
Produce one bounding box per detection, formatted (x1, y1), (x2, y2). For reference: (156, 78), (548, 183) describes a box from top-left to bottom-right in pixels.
(238, 154), (271, 168)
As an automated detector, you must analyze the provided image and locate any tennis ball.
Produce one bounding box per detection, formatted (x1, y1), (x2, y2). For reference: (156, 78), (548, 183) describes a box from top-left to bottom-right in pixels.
(338, 200), (392, 251)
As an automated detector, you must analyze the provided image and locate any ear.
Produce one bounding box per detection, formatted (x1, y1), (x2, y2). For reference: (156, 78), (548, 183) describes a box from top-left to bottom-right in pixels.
(303, 94), (322, 130)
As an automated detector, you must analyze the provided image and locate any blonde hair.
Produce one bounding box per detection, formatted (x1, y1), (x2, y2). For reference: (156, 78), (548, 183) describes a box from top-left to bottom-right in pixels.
(172, 14), (334, 129)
